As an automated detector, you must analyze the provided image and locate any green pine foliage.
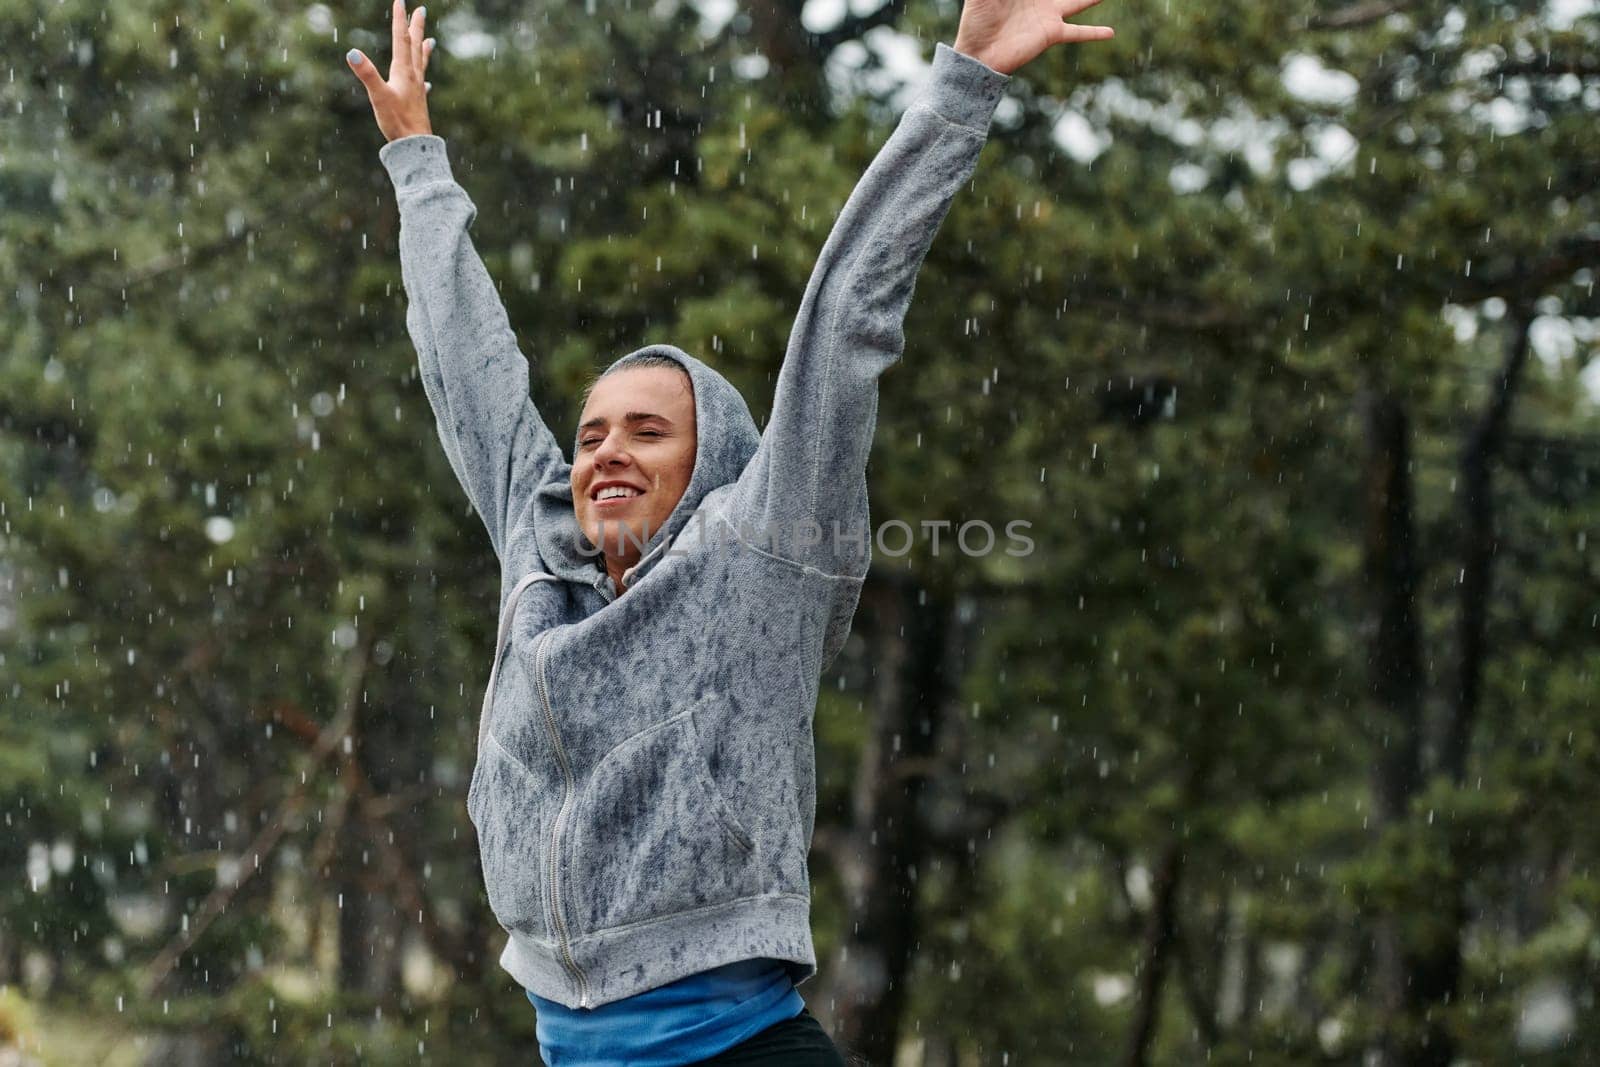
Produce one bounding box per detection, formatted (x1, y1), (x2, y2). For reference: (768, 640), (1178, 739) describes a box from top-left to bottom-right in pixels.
(2, 0), (1595, 1061)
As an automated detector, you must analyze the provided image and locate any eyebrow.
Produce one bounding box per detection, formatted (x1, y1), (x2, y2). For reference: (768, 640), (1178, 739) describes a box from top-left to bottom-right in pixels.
(578, 411), (673, 433)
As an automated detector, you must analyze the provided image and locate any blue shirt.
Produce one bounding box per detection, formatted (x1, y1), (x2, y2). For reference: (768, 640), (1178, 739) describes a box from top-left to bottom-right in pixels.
(526, 957), (804, 1066)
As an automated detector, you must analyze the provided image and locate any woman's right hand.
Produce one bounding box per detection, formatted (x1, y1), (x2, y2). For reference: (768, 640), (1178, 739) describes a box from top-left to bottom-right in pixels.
(953, 0), (1114, 76)
(347, 0), (435, 143)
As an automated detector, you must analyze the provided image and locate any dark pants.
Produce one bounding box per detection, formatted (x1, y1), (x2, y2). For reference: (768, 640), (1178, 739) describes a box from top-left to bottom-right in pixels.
(693, 1007), (849, 1066)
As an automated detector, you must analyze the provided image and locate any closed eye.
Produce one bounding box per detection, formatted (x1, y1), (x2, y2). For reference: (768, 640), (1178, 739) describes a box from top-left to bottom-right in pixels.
(579, 429), (663, 448)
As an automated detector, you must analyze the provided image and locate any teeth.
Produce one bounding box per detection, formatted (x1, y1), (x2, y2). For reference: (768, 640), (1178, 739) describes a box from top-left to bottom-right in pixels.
(596, 486), (641, 501)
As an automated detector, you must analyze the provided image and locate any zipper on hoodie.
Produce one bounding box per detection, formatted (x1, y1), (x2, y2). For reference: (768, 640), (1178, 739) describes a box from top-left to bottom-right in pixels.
(534, 628), (591, 1007)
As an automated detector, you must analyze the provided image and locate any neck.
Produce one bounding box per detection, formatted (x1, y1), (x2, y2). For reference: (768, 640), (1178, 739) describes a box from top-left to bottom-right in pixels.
(603, 554), (632, 595)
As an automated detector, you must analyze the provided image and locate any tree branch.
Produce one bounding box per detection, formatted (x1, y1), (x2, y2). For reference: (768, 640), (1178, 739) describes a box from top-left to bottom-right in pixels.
(1495, 58), (1600, 79)
(139, 634), (373, 995)
(1454, 235), (1600, 304)
(1305, 1), (1410, 30)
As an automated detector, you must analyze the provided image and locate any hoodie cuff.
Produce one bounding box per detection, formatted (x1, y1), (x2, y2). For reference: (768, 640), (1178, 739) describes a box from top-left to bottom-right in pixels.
(378, 134), (455, 191)
(921, 42), (1011, 133)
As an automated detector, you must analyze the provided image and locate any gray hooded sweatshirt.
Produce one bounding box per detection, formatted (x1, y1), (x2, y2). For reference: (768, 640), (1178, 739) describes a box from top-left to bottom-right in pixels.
(378, 42), (1010, 1009)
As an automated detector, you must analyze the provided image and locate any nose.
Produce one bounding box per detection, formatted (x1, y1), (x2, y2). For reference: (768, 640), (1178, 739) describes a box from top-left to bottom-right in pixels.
(591, 428), (632, 469)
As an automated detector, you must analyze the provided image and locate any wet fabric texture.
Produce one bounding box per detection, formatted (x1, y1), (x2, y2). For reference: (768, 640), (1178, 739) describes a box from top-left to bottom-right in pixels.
(379, 42), (1011, 1010)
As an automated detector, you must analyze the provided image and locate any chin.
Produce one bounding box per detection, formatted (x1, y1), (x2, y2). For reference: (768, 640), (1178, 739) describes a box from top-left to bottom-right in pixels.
(588, 518), (659, 557)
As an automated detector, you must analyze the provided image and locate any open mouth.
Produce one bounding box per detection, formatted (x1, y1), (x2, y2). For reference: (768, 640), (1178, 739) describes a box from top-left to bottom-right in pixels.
(592, 485), (645, 508)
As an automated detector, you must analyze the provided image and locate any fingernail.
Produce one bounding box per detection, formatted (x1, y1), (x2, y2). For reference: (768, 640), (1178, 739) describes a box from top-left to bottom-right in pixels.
(425, 37), (435, 49)
(347, 48), (361, 64)
(417, 5), (426, 17)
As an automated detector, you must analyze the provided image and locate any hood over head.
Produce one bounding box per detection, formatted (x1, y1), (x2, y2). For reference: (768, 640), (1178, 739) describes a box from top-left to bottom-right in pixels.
(533, 344), (761, 592)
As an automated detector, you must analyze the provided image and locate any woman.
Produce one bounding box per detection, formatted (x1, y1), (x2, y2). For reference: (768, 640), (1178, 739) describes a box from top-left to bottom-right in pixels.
(347, 1), (1114, 1062)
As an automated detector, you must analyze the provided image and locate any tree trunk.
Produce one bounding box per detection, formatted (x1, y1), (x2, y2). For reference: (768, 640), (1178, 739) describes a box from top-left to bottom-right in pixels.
(828, 572), (959, 1064)
(337, 813), (403, 1002)
(1123, 726), (1218, 1065)
(1403, 308), (1535, 1066)
(1173, 903), (1221, 1049)
(741, 0), (837, 125)
(336, 693), (406, 1003)
(1359, 388), (1426, 1066)
(1445, 308), (1533, 782)
(1123, 838), (1184, 1067)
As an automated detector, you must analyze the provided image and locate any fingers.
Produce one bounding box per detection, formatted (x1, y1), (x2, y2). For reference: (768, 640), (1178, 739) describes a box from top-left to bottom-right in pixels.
(390, 0), (412, 76)
(346, 48), (386, 93)
(420, 37), (435, 75)
(1058, 22), (1115, 43)
(1057, 0), (1114, 40)
(410, 7), (428, 73)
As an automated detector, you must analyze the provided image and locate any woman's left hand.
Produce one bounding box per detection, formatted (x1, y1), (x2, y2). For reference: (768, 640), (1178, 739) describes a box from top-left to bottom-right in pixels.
(953, 0), (1115, 76)
(346, 0), (435, 143)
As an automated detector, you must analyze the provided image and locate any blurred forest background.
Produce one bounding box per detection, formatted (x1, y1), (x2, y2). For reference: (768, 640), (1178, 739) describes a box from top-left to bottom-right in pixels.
(2, 0), (1598, 1063)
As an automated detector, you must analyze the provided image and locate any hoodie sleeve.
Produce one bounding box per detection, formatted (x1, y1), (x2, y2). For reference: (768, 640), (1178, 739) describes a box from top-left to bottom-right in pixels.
(727, 43), (1010, 577)
(379, 134), (568, 562)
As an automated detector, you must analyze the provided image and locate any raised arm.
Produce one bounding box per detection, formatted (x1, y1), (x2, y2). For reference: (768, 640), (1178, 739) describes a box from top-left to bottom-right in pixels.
(349, 1), (568, 560)
(727, 2), (1114, 577)
(380, 139), (569, 560)
(725, 44), (1007, 577)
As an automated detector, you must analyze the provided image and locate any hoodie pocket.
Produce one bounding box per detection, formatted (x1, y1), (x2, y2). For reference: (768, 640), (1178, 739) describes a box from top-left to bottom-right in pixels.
(565, 697), (761, 933)
(467, 735), (549, 941)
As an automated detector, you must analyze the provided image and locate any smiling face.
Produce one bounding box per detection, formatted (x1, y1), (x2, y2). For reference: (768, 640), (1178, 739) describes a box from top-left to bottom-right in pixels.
(571, 364), (697, 584)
